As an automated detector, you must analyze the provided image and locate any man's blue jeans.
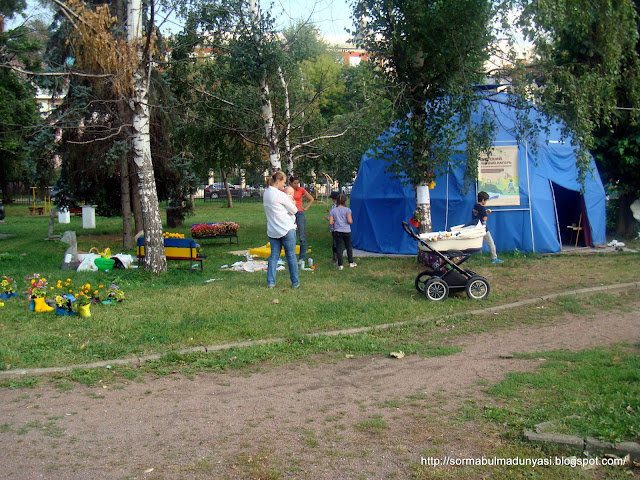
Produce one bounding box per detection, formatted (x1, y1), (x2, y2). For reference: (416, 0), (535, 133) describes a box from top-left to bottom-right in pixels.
(295, 211), (307, 261)
(267, 229), (299, 287)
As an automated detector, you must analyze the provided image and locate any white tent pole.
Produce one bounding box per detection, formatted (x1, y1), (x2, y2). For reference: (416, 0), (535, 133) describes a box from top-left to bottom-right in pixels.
(550, 180), (562, 249)
(525, 141), (535, 253)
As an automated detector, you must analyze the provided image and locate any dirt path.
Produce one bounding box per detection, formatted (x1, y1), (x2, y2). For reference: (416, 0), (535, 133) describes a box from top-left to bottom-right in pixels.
(2, 306), (639, 480)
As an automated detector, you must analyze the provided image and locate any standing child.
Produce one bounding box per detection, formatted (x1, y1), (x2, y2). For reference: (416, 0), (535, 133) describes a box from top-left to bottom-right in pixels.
(324, 191), (339, 263)
(472, 191), (503, 263)
(329, 193), (357, 270)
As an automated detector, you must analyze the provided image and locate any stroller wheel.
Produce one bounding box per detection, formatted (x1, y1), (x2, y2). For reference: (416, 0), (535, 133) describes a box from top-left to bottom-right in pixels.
(424, 277), (449, 301)
(414, 270), (433, 293)
(465, 275), (490, 300)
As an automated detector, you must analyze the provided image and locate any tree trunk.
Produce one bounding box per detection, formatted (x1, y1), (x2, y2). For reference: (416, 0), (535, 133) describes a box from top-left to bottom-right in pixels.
(128, 0), (166, 273)
(415, 184), (433, 263)
(117, 95), (134, 248)
(129, 158), (143, 234)
(47, 206), (57, 239)
(617, 193), (638, 238)
(221, 170), (233, 208)
(1, 179), (9, 204)
(278, 67), (293, 176)
(120, 149), (133, 248)
(259, 75), (281, 171)
(248, 0), (281, 172)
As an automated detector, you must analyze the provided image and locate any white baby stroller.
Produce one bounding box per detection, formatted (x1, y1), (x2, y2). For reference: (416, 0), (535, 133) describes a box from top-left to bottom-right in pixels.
(402, 221), (490, 301)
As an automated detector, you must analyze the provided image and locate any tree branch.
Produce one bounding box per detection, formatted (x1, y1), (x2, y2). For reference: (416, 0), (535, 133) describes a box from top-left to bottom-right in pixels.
(2, 64), (113, 78)
(290, 129), (349, 153)
(67, 123), (132, 144)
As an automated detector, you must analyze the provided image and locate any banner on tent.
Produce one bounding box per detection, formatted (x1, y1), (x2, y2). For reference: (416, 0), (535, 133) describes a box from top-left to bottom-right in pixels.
(478, 146), (520, 206)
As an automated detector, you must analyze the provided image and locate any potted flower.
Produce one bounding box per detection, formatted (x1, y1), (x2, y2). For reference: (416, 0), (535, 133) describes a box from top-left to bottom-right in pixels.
(75, 293), (92, 318)
(55, 294), (76, 316)
(26, 274), (54, 312)
(1, 275), (18, 299)
(100, 284), (125, 305)
(108, 284), (125, 302)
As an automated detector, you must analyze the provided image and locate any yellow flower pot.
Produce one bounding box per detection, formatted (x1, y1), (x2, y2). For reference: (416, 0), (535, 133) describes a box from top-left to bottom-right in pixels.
(77, 304), (91, 318)
(33, 297), (54, 313)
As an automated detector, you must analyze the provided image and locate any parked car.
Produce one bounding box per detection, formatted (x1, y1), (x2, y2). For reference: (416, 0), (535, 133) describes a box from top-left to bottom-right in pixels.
(204, 183), (237, 199)
(244, 186), (264, 198)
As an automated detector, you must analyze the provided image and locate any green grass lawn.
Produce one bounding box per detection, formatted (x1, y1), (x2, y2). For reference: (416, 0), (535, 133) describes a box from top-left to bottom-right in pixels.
(0, 200), (639, 370)
(485, 344), (640, 443)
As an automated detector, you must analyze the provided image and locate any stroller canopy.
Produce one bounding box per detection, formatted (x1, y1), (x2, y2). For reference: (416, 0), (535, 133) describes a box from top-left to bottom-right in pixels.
(351, 95), (606, 254)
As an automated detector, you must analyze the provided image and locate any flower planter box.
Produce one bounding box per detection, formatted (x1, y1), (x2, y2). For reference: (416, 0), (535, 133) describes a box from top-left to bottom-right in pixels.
(190, 223), (239, 246)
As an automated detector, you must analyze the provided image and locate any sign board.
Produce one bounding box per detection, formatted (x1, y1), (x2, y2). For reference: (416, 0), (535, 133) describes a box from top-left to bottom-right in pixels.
(478, 146), (520, 206)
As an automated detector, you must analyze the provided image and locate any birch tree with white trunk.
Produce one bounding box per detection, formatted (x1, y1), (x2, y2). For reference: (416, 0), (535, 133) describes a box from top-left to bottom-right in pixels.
(127, 0), (166, 273)
(247, 0), (281, 172)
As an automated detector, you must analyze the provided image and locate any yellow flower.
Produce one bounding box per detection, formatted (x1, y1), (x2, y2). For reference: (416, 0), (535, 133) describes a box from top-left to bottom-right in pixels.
(66, 278), (71, 282)
(99, 285), (104, 289)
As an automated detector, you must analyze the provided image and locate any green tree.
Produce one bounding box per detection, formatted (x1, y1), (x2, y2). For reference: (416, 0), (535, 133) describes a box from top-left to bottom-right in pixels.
(0, 4), (43, 203)
(0, 69), (40, 203)
(513, 0), (640, 191)
(296, 61), (392, 187)
(37, 0), (189, 254)
(512, 0), (640, 235)
(354, 0), (496, 233)
(171, 1), (364, 180)
(591, 0), (640, 236)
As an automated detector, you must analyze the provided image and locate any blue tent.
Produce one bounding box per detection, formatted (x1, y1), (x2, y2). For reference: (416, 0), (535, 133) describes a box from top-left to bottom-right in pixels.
(351, 98), (606, 254)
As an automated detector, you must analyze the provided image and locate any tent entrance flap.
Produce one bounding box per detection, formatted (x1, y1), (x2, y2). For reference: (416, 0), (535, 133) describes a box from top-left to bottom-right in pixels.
(551, 183), (592, 247)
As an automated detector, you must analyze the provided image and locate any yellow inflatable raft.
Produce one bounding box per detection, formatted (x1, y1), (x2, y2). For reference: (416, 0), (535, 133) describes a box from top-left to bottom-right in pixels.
(249, 243), (301, 258)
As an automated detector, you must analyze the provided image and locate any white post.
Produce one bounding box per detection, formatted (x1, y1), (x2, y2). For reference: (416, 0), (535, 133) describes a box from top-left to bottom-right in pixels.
(82, 205), (96, 229)
(58, 208), (70, 224)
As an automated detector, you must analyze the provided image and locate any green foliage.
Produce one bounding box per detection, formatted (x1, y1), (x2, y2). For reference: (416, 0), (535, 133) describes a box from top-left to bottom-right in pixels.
(354, 0), (496, 188)
(296, 61), (393, 185)
(513, 0), (640, 189)
(0, 11), (44, 199)
(169, 4), (379, 181)
(0, 69), (40, 186)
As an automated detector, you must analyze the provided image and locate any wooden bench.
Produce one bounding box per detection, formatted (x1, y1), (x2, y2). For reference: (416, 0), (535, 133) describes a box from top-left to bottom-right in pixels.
(136, 237), (203, 271)
(28, 206), (45, 215)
